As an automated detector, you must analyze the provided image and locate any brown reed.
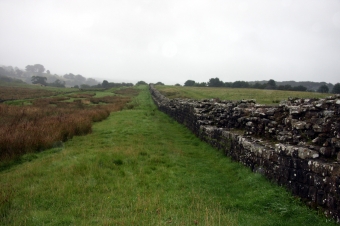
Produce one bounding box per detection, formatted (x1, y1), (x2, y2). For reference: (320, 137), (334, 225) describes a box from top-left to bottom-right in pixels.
(0, 95), (131, 161)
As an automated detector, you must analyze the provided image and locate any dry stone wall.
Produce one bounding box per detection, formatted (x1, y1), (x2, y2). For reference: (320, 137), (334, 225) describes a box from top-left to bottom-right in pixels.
(150, 84), (340, 221)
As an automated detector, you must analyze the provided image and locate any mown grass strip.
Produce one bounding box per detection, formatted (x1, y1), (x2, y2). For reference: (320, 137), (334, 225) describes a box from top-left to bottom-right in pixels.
(0, 85), (335, 225)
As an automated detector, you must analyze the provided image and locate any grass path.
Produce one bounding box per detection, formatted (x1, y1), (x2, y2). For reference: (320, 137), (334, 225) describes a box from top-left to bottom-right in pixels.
(0, 86), (335, 225)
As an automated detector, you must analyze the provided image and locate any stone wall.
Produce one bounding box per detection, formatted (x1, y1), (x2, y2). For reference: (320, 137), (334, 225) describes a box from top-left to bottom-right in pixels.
(150, 84), (340, 221)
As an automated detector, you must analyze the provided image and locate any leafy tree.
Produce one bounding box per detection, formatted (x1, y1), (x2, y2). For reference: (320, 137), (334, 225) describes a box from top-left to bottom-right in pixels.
(25, 64), (45, 74)
(15, 67), (24, 77)
(86, 78), (98, 86)
(31, 76), (47, 85)
(102, 80), (109, 88)
(75, 74), (86, 84)
(232, 81), (250, 88)
(331, 83), (340, 94)
(253, 82), (266, 89)
(49, 79), (65, 87)
(266, 79), (277, 89)
(136, 81), (147, 85)
(0, 67), (6, 76)
(63, 73), (75, 80)
(292, 85), (307, 91)
(175, 83), (181, 86)
(46, 70), (50, 74)
(317, 85), (329, 93)
(195, 82), (207, 87)
(155, 82), (164, 85)
(224, 82), (233, 87)
(184, 80), (196, 86)
(208, 77), (224, 87)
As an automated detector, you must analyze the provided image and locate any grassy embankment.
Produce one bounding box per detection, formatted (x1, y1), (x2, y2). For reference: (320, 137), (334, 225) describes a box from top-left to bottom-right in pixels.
(0, 85), (336, 225)
(156, 85), (330, 104)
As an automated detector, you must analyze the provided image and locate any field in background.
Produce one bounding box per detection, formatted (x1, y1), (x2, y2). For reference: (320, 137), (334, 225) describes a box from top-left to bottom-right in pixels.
(156, 85), (330, 104)
(0, 85), (336, 225)
(0, 85), (135, 163)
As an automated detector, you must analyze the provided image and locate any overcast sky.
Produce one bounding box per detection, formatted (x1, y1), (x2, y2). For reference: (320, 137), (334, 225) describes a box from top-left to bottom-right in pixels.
(1, 0), (340, 85)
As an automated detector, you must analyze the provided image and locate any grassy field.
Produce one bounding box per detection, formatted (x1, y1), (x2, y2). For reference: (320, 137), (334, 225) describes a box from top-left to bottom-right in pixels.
(155, 85), (330, 104)
(0, 85), (336, 225)
(0, 86), (132, 163)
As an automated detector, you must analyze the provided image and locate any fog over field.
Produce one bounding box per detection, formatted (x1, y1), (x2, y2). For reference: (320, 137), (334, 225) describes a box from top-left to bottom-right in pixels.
(0, 0), (340, 85)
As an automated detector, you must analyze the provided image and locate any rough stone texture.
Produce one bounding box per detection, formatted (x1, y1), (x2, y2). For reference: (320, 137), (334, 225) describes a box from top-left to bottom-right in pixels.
(150, 84), (340, 222)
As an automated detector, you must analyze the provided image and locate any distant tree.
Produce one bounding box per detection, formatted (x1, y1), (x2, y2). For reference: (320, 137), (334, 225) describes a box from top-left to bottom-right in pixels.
(74, 85), (79, 89)
(25, 64), (45, 74)
(232, 81), (250, 88)
(331, 83), (340, 94)
(155, 82), (164, 85)
(253, 82), (266, 89)
(0, 67), (6, 76)
(80, 84), (90, 89)
(317, 85), (329, 93)
(208, 77), (224, 87)
(63, 73), (75, 80)
(75, 74), (86, 84)
(292, 85), (307, 91)
(175, 83), (181, 86)
(136, 81), (147, 85)
(266, 79), (277, 89)
(49, 79), (65, 87)
(25, 65), (34, 73)
(224, 82), (233, 87)
(284, 84), (292, 90)
(102, 80), (109, 88)
(184, 80), (196, 86)
(15, 67), (24, 77)
(86, 78), (98, 86)
(31, 76), (47, 85)
(46, 70), (50, 74)
(195, 82), (207, 87)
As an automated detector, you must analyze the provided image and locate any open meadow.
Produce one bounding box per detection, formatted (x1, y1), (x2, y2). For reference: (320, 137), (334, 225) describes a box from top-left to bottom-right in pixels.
(0, 85), (336, 225)
(155, 85), (331, 104)
(0, 85), (133, 163)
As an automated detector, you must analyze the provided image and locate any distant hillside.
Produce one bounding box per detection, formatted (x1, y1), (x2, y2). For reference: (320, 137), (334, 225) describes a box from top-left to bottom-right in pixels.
(0, 64), (100, 87)
(0, 74), (26, 84)
(249, 80), (334, 91)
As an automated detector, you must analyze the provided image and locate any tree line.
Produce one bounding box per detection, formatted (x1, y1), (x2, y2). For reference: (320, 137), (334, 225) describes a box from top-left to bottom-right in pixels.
(0, 64), (99, 88)
(184, 78), (340, 94)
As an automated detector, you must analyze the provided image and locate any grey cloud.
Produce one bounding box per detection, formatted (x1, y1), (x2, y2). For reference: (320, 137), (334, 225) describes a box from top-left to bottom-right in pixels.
(0, 0), (339, 85)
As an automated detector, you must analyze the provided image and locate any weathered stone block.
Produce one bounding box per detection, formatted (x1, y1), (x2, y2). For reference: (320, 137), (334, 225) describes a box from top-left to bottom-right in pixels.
(317, 190), (326, 206)
(308, 186), (317, 202)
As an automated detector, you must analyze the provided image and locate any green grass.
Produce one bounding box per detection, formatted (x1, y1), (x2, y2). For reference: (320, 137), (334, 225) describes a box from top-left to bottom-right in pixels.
(0, 85), (335, 225)
(156, 85), (330, 104)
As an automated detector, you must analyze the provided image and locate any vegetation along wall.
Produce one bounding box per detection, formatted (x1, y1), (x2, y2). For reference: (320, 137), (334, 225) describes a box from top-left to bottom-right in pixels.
(150, 84), (340, 221)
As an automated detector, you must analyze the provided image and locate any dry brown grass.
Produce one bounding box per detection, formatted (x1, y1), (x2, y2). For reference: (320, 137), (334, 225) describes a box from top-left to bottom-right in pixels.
(113, 87), (140, 96)
(68, 93), (96, 98)
(0, 86), (58, 101)
(0, 95), (131, 161)
(89, 96), (130, 104)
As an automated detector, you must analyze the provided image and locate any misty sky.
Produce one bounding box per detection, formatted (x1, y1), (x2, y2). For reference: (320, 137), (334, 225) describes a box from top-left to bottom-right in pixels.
(1, 0), (340, 85)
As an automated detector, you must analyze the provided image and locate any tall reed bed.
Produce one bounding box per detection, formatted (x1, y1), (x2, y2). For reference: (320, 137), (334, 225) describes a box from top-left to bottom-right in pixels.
(0, 95), (131, 161)
(0, 86), (58, 101)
